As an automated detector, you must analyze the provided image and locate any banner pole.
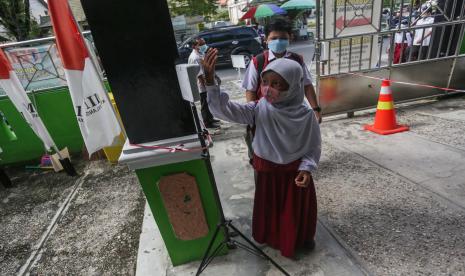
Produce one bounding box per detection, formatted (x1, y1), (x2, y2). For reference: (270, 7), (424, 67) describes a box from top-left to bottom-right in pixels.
(0, 167), (12, 188)
(51, 145), (78, 176)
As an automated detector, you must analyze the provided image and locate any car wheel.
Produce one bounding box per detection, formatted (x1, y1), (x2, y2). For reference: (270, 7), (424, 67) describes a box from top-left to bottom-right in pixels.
(238, 52), (251, 67)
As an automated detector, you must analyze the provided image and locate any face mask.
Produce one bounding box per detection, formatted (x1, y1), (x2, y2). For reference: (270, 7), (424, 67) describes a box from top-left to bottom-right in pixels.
(199, 44), (208, 54)
(267, 39), (289, 54)
(261, 85), (289, 104)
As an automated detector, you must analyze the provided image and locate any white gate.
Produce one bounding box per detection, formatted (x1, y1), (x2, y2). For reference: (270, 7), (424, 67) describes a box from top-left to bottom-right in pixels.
(315, 0), (465, 115)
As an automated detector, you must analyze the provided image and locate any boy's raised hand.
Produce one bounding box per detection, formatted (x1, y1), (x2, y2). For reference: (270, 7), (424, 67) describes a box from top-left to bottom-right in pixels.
(201, 48), (218, 86)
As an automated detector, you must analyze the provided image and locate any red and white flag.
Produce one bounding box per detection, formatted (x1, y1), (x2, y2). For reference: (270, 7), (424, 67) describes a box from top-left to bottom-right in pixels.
(48, 0), (121, 155)
(0, 49), (56, 150)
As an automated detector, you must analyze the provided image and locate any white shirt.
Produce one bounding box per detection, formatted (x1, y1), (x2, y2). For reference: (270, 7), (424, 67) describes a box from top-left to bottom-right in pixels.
(188, 50), (201, 64)
(241, 50), (313, 92)
(188, 50), (206, 93)
(413, 17), (434, 46)
(394, 24), (412, 45)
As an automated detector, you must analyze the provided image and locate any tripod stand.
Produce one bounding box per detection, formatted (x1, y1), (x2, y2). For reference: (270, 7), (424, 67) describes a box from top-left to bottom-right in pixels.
(189, 103), (289, 276)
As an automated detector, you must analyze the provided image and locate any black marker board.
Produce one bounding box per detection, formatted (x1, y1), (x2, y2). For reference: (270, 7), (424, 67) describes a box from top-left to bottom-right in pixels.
(80, 0), (196, 144)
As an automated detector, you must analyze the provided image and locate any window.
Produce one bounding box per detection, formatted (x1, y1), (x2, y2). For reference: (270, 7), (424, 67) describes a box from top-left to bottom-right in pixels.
(233, 28), (256, 39)
(201, 32), (233, 44)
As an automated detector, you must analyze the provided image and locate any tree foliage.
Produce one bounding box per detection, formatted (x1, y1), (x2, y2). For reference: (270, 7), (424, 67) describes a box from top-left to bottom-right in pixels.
(168, 0), (218, 17)
(212, 9), (229, 21)
(0, 0), (43, 41)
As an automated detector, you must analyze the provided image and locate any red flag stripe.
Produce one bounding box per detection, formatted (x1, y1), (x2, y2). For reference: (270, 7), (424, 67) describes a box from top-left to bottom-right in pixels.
(48, 0), (89, 71)
(0, 49), (12, 79)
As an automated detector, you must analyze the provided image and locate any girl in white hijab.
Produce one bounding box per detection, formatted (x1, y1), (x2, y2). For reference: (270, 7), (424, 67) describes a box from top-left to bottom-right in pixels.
(203, 48), (321, 258)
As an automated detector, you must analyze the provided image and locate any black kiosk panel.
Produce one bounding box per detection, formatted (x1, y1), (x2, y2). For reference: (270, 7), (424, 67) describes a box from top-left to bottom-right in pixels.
(80, 0), (196, 144)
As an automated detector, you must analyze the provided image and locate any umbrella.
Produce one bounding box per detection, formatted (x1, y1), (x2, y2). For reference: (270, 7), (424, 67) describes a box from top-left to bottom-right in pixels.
(281, 0), (316, 10)
(240, 6), (257, 21)
(254, 4), (287, 19)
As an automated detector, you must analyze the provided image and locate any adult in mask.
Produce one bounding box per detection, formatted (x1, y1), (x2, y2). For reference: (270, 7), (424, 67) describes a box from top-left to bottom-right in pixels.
(188, 37), (220, 128)
(203, 48), (321, 258)
(241, 17), (321, 123)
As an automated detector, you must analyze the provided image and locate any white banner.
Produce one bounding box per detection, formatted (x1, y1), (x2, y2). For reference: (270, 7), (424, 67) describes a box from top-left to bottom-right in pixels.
(0, 71), (56, 150)
(64, 58), (121, 155)
(48, 0), (121, 156)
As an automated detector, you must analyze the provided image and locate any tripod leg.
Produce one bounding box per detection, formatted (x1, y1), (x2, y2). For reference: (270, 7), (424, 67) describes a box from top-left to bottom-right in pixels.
(196, 223), (223, 275)
(229, 223), (290, 276)
(199, 242), (226, 274)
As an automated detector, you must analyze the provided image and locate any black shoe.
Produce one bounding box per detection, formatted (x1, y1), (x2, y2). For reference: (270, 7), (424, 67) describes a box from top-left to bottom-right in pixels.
(211, 119), (221, 123)
(205, 122), (220, 128)
(304, 240), (316, 251)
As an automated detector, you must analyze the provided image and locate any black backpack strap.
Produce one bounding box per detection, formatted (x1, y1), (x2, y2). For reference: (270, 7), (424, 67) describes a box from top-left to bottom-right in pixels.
(255, 50), (268, 77)
(288, 52), (304, 66)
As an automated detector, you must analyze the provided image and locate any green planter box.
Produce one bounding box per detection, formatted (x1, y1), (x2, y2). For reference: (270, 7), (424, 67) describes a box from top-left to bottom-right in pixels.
(0, 87), (83, 165)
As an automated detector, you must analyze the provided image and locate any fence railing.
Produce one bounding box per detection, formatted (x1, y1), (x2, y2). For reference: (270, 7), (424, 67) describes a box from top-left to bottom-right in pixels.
(0, 31), (94, 95)
(316, 0), (465, 76)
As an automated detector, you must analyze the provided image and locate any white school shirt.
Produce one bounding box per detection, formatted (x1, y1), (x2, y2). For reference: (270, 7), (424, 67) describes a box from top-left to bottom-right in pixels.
(413, 16), (434, 46)
(188, 50), (206, 93)
(241, 50), (313, 92)
(394, 24), (412, 45)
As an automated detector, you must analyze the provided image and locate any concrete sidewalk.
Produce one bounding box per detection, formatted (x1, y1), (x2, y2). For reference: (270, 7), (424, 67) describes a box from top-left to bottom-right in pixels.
(136, 137), (368, 276)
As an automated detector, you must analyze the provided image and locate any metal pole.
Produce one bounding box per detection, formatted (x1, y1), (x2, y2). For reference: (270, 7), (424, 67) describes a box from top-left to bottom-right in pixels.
(0, 31), (91, 49)
(316, 0), (322, 102)
(0, 167), (13, 188)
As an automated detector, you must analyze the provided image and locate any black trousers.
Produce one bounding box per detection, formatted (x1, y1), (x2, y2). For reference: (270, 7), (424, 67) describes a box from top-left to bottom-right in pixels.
(411, 45), (429, 61)
(200, 92), (214, 124)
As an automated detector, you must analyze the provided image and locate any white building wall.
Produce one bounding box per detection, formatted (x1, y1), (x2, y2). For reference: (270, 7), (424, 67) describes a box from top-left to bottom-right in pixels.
(29, 0), (48, 21)
(68, 0), (87, 22)
(0, 25), (10, 40)
(227, 0), (248, 25)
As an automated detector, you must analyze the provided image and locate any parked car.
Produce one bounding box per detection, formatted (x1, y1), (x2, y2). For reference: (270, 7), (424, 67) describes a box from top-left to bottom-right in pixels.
(212, 21), (229, 28)
(177, 26), (264, 66)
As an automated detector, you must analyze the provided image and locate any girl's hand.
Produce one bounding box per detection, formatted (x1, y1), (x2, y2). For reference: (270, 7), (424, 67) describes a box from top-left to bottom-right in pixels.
(201, 48), (218, 86)
(295, 171), (311, 188)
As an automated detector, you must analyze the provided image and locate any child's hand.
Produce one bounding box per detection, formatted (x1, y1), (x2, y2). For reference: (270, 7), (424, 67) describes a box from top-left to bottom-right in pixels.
(201, 48), (218, 86)
(295, 171), (311, 188)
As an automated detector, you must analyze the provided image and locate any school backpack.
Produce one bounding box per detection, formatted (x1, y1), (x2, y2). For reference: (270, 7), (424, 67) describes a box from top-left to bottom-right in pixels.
(252, 50), (304, 98)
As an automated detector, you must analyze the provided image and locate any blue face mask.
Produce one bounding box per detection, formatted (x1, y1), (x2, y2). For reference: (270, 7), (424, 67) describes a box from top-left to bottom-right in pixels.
(199, 44), (209, 55)
(267, 39), (289, 54)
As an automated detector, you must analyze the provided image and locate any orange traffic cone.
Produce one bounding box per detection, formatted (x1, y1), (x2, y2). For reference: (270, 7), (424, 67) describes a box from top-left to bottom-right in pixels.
(364, 79), (409, 135)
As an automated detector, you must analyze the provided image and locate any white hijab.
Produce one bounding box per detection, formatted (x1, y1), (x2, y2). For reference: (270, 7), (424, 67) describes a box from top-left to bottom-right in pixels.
(252, 58), (319, 164)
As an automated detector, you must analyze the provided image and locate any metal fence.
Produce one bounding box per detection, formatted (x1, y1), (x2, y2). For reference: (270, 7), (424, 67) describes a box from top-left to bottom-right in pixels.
(0, 31), (94, 95)
(315, 0), (465, 115)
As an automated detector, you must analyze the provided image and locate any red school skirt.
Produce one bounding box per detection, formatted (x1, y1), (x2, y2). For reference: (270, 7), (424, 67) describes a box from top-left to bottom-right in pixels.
(252, 154), (317, 258)
(394, 43), (408, 64)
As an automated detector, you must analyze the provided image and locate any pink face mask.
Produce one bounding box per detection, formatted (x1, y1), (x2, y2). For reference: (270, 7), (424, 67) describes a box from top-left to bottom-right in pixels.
(261, 85), (279, 103)
(261, 85), (289, 104)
